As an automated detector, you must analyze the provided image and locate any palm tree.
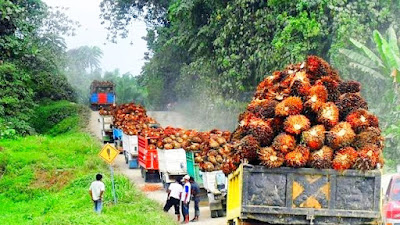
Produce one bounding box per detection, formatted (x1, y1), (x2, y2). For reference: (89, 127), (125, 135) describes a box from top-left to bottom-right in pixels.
(67, 46), (103, 72)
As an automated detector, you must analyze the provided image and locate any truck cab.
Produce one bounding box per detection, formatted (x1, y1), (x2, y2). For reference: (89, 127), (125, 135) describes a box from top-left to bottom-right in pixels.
(90, 80), (115, 110)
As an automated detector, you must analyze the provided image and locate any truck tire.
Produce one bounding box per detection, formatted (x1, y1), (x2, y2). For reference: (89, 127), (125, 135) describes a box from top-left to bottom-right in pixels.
(211, 210), (218, 218)
(141, 167), (145, 178)
(217, 210), (226, 217)
(124, 151), (128, 164)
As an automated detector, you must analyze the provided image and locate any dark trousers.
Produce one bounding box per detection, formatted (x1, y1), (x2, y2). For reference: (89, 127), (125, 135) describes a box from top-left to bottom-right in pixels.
(181, 201), (190, 216)
(164, 197), (180, 215)
(193, 198), (200, 216)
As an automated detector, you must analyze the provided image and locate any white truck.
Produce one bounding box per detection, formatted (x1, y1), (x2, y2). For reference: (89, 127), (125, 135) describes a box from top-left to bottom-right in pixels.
(100, 115), (113, 143)
(122, 133), (139, 169)
(157, 148), (187, 188)
(203, 170), (227, 218)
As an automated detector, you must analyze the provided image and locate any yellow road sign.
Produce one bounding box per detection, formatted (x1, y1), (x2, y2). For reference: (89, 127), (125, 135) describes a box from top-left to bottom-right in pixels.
(99, 143), (119, 164)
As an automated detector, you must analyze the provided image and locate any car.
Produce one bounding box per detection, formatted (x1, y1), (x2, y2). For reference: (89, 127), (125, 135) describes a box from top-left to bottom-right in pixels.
(383, 174), (400, 225)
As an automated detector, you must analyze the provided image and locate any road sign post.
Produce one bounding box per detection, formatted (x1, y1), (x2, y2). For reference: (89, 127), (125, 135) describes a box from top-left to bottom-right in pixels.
(99, 143), (119, 204)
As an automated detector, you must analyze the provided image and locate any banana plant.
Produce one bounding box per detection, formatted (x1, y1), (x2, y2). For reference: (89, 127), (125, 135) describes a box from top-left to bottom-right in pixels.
(339, 26), (400, 83)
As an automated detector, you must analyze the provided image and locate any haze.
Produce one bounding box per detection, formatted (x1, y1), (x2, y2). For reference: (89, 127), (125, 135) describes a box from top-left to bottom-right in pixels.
(43, 0), (147, 76)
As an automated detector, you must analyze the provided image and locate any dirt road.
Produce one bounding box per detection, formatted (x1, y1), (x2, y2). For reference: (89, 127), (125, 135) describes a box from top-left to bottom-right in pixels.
(89, 111), (225, 225)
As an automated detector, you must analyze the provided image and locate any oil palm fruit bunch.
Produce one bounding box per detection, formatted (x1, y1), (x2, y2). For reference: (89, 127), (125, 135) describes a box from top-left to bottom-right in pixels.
(308, 146), (334, 169)
(259, 147), (285, 168)
(224, 56), (384, 174)
(285, 146), (310, 168)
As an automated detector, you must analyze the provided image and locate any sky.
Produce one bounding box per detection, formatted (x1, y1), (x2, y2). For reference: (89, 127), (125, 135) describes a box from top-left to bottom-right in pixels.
(43, 0), (148, 76)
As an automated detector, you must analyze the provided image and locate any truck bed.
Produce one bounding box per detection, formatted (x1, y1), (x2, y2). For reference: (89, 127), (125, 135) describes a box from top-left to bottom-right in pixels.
(227, 164), (382, 225)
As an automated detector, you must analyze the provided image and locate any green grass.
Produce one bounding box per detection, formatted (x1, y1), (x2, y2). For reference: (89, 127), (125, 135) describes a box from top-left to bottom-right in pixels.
(0, 103), (176, 225)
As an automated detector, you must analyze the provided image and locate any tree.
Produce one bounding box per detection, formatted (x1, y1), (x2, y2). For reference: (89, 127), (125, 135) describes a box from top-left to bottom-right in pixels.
(340, 26), (400, 169)
(67, 46), (103, 72)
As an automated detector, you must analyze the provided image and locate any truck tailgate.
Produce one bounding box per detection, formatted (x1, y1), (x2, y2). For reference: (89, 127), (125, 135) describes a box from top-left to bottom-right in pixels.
(227, 164), (381, 224)
(157, 148), (187, 174)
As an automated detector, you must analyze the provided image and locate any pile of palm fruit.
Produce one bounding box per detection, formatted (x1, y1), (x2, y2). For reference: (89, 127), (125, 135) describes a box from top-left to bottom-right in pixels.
(222, 56), (384, 175)
(183, 130), (231, 172)
(156, 126), (189, 149)
(112, 103), (159, 135)
(99, 107), (112, 116)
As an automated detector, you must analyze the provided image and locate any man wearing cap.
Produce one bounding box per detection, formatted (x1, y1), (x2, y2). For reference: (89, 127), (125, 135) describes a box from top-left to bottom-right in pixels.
(181, 175), (191, 223)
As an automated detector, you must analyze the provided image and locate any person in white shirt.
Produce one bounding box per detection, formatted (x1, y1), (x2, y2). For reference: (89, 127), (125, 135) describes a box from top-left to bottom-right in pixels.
(181, 175), (191, 224)
(163, 179), (183, 221)
(89, 174), (105, 214)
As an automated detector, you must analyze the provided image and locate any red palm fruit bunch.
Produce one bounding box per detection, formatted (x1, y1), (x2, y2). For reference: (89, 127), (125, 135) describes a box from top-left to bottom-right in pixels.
(345, 109), (379, 133)
(241, 114), (274, 146)
(290, 79), (311, 97)
(247, 99), (278, 119)
(306, 56), (340, 81)
(353, 144), (381, 171)
(259, 147), (285, 168)
(315, 76), (340, 102)
(301, 125), (325, 151)
(275, 96), (303, 117)
(285, 145), (310, 168)
(272, 133), (296, 154)
(304, 84), (328, 112)
(338, 81), (361, 94)
(232, 135), (260, 162)
(308, 146), (334, 169)
(284, 115), (311, 135)
(336, 93), (368, 119)
(326, 122), (356, 149)
(317, 102), (339, 128)
(332, 147), (358, 170)
(353, 127), (384, 150)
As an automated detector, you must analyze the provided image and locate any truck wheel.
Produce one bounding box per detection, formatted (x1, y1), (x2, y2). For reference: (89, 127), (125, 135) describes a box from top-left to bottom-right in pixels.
(124, 152), (128, 164)
(217, 210), (226, 217)
(141, 167), (145, 178)
(211, 210), (218, 218)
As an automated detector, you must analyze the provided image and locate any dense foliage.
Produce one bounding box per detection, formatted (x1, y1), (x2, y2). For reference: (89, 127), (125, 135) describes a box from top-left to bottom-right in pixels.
(0, 0), (78, 136)
(101, 0), (400, 166)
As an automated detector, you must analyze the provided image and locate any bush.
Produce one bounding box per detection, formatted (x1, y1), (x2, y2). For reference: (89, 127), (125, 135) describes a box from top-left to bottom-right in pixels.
(30, 101), (86, 134)
(0, 63), (35, 135)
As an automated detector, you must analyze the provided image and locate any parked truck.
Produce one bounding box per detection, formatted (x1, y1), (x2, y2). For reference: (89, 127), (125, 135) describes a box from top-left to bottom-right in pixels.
(123, 133), (139, 169)
(186, 151), (204, 188)
(138, 135), (161, 182)
(90, 80), (115, 110)
(157, 148), (187, 188)
(203, 170), (227, 218)
(227, 164), (382, 225)
(100, 115), (113, 143)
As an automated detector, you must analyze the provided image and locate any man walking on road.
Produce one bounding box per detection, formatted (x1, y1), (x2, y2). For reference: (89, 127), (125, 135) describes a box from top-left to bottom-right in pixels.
(189, 177), (200, 222)
(181, 175), (191, 224)
(89, 174), (105, 214)
(163, 179), (183, 221)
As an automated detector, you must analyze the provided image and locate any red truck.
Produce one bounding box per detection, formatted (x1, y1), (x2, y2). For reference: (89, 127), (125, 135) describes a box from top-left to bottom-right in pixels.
(138, 136), (161, 182)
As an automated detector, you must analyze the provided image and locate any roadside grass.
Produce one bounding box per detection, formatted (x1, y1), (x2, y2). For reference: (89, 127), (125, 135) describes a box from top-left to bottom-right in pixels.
(0, 103), (175, 225)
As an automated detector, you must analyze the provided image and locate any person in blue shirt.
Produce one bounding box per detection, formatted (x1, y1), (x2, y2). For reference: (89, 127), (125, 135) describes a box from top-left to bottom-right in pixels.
(181, 175), (191, 223)
(189, 176), (201, 222)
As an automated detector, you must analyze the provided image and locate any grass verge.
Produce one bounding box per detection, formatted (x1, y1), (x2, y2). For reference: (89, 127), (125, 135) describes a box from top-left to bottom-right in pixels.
(0, 104), (175, 225)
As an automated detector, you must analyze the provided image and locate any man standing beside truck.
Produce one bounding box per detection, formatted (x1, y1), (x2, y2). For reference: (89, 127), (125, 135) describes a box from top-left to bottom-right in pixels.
(189, 177), (200, 222)
(163, 179), (183, 221)
(89, 174), (105, 214)
(181, 175), (191, 223)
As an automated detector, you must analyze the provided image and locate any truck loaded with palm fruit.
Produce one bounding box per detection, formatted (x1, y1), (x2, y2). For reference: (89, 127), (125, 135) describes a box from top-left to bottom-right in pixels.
(90, 80), (115, 110)
(98, 56), (384, 224)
